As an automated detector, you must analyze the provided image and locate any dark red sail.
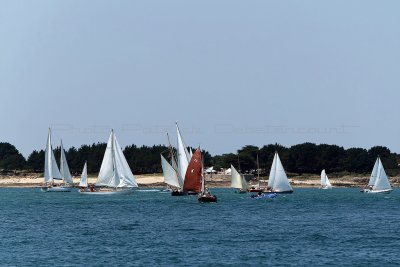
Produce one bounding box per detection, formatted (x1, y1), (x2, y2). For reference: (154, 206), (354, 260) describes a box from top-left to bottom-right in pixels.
(183, 148), (202, 193)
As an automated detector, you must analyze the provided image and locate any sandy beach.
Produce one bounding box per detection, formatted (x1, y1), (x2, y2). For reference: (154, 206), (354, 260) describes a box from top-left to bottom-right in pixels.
(1, 173), (398, 188)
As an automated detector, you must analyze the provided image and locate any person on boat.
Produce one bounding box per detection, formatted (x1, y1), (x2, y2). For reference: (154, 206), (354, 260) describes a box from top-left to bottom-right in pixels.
(89, 184), (94, 192)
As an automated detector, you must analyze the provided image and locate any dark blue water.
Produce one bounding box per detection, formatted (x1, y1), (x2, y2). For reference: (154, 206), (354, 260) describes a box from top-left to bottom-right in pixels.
(0, 188), (399, 266)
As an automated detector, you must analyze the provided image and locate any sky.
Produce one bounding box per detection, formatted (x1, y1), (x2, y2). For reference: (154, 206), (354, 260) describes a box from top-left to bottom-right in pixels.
(1, 0), (400, 157)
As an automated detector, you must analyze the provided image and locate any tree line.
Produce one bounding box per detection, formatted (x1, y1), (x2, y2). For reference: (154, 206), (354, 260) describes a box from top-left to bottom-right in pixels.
(0, 142), (399, 176)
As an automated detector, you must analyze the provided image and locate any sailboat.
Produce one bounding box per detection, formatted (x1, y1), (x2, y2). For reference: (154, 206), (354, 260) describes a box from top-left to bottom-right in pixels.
(160, 153), (181, 192)
(230, 164), (248, 193)
(41, 129), (71, 192)
(265, 152), (293, 194)
(362, 157), (392, 194)
(183, 148), (217, 203)
(320, 169), (332, 189)
(78, 161), (89, 192)
(80, 130), (138, 194)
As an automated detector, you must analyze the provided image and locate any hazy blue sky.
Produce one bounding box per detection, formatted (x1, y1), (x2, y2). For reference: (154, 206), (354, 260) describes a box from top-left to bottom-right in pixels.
(1, 0), (400, 157)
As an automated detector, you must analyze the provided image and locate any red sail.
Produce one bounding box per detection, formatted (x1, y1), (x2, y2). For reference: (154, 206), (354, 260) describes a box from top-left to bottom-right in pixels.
(183, 148), (203, 193)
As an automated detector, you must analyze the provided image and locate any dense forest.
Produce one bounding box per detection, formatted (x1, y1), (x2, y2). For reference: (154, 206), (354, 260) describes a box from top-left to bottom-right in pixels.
(0, 142), (399, 176)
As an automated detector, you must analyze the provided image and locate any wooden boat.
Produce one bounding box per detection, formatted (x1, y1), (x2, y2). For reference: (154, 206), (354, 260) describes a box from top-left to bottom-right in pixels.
(80, 130), (137, 195)
(362, 157), (392, 194)
(182, 148), (217, 202)
(263, 152), (293, 194)
(41, 129), (72, 192)
(161, 129), (189, 196)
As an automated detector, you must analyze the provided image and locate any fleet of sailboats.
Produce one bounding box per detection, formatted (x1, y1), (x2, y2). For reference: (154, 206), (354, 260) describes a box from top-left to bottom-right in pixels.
(320, 169), (332, 189)
(362, 157), (392, 194)
(38, 126), (397, 199)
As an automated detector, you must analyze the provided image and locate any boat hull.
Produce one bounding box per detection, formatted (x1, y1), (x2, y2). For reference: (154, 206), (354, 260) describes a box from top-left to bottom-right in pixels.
(247, 188), (263, 193)
(198, 194), (217, 203)
(41, 186), (71, 192)
(79, 188), (134, 195)
(171, 190), (188, 196)
(362, 188), (393, 194)
(321, 186), (332, 190)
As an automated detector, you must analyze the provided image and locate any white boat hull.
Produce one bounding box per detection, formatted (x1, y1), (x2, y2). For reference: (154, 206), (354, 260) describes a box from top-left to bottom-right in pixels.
(321, 186), (332, 190)
(79, 188), (134, 195)
(363, 188), (393, 194)
(41, 186), (72, 192)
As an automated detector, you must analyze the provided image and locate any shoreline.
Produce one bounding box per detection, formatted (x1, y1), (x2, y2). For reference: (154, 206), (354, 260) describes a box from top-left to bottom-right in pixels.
(0, 174), (398, 188)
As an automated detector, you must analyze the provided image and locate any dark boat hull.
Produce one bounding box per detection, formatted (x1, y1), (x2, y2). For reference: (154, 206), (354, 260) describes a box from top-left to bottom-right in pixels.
(198, 195), (217, 203)
(171, 190), (188, 196)
(247, 188), (263, 193)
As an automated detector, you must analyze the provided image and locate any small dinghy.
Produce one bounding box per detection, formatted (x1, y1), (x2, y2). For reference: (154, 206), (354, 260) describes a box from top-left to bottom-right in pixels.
(320, 169), (333, 189)
(362, 157), (392, 194)
(251, 192), (277, 199)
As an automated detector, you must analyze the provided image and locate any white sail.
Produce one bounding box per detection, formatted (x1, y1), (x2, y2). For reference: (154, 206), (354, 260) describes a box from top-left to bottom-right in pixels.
(44, 129), (62, 183)
(373, 158), (391, 191)
(230, 165), (248, 190)
(79, 161), (88, 187)
(267, 153), (277, 188)
(176, 123), (190, 186)
(368, 158), (379, 186)
(60, 141), (73, 184)
(161, 155), (180, 188)
(321, 169), (332, 188)
(96, 131), (116, 187)
(96, 131), (137, 188)
(230, 165), (242, 189)
(269, 152), (293, 192)
(114, 137), (138, 188)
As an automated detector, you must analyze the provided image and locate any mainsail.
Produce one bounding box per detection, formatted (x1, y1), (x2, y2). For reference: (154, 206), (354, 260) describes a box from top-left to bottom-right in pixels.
(176, 123), (190, 186)
(96, 130), (138, 188)
(373, 158), (391, 191)
(60, 140), (73, 184)
(161, 154), (181, 188)
(230, 164), (248, 190)
(268, 152), (293, 192)
(79, 161), (88, 187)
(368, 158), (379, 186)
(44, 128), (62, 183)
(321, 169), (332, 188)
(183, 148), (202, 193)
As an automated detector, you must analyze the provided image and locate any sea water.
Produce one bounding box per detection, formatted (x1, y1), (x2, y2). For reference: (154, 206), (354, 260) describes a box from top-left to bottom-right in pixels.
(0, 188), (399, 266)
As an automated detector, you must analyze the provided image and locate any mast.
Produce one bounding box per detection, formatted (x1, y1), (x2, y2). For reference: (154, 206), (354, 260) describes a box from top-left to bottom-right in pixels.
(237, 154), (241, 173)
(201, 149), (205, 194)
(257, 154), (260, 180)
